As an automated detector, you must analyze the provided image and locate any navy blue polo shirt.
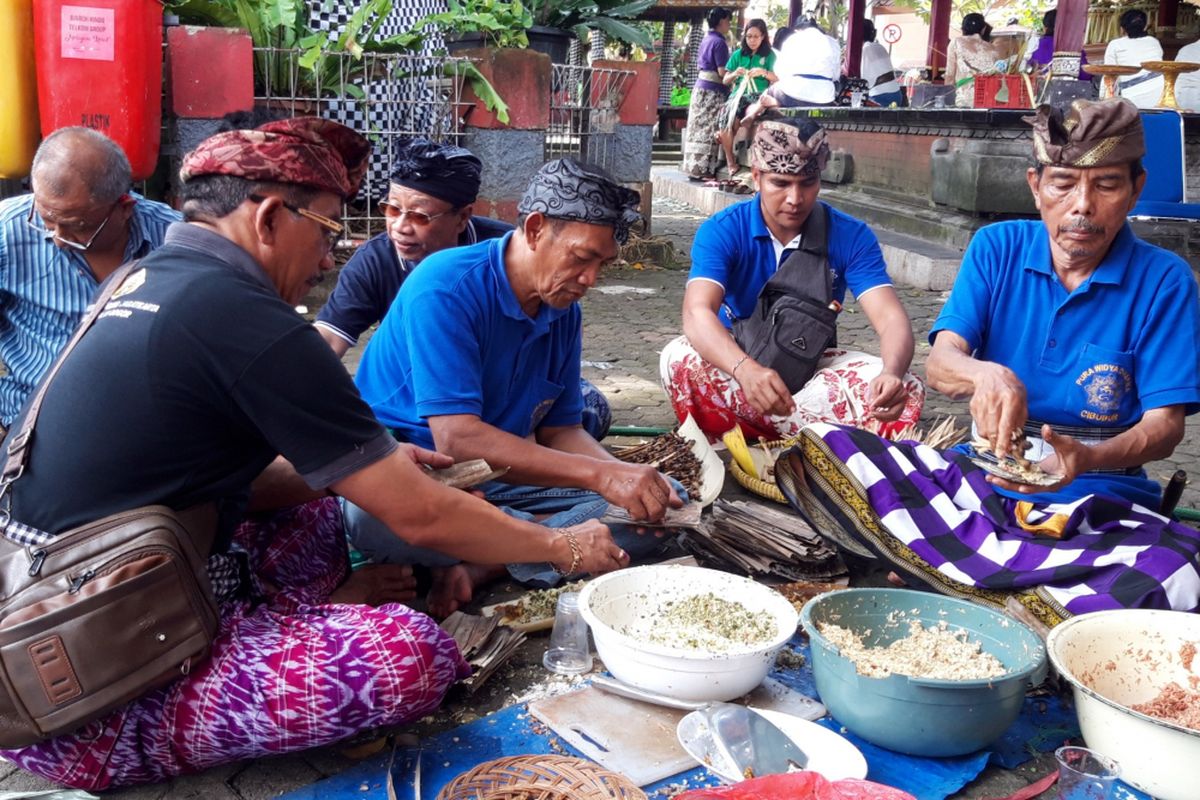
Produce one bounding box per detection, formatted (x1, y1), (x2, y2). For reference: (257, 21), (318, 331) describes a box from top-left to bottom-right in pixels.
(688, 198), (893, 327)
(932, 220), (1200, 507)
(355, 233), (584, 450)
(315, 216), (512, 347)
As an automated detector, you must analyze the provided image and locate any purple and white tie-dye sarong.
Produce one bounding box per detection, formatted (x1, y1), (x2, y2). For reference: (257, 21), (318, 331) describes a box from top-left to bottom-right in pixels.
(778, 423), (1200, 626)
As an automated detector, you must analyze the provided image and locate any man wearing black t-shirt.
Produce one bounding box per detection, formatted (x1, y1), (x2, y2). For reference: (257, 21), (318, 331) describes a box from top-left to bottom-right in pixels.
(0, 118), (629, 791)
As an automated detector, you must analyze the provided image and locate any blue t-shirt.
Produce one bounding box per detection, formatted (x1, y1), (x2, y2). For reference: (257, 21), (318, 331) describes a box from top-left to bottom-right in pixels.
(315, 216), (512, 346)
(931, 220), (1200, 507)
(355, 233), (584, 450)
(688, 198), (893, 327)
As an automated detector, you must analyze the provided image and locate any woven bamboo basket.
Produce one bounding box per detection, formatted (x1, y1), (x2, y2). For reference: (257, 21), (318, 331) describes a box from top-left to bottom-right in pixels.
(728, 439), (796, 505)
(436, 755), (647, 800)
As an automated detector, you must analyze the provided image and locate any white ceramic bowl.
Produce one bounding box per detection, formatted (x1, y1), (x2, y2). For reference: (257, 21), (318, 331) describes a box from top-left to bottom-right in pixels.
(1047, 609), (1200, 800)
(578, 564), (799, 702)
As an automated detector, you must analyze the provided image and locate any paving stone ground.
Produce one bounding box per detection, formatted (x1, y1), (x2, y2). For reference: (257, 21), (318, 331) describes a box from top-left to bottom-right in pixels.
(1, 194), (1192, 798)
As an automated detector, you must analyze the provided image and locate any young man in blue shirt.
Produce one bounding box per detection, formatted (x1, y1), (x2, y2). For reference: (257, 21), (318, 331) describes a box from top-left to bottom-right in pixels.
(314, 138), (612, 438)
(660, 117), (923, 441)
(349, 159), (684, 616)
(784, 99), (1200, 623)
(0, 127), (180, 432)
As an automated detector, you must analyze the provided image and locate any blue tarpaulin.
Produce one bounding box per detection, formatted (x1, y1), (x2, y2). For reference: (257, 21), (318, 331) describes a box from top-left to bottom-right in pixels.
(281, 640), (1152, 800)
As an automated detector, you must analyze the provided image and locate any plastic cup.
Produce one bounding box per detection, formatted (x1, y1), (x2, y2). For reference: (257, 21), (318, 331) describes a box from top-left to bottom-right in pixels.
(1055, 746), (1120, 800)
(543, 592), (593, 675)
(850, 90), (864, 108)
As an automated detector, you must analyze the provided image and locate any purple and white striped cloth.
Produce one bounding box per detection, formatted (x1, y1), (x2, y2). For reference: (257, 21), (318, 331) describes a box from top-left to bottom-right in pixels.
(786, 423), (1200, 618)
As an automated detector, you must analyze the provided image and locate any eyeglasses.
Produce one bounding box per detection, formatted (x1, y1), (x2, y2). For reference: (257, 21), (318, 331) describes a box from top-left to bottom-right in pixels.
(248, 193), (345, 251)
(26, 199), (123, 252)
(378, 201), (452, 227)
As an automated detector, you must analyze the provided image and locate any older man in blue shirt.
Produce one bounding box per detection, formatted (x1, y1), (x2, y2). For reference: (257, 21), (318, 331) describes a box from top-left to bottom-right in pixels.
(0, 127), (179, 430)
(783, 100), (1200, 624)
(350, 159), (684, 616)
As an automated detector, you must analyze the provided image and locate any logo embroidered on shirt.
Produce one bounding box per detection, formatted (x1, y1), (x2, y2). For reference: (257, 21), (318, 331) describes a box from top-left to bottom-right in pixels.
(1075, 363), (1132, 421)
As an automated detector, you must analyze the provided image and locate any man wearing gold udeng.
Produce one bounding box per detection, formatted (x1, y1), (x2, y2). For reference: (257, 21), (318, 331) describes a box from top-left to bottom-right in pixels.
(783, 99), (1200, 624)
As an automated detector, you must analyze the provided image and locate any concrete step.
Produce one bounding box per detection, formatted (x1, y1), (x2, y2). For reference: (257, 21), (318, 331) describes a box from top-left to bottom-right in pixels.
(819, 185), (990, 252)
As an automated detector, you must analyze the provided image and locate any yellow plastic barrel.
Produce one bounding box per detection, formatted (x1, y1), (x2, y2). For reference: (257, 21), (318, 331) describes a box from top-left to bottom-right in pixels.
(0, 0), (40, 178)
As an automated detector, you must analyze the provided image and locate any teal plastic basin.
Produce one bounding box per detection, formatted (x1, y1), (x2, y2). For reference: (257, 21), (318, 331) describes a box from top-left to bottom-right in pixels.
(799, 588), (1047, 757)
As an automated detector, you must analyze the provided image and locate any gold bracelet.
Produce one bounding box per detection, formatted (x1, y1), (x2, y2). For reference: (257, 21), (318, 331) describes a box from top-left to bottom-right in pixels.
(554, 529), (583, 577)
(731, 355), (750, 375)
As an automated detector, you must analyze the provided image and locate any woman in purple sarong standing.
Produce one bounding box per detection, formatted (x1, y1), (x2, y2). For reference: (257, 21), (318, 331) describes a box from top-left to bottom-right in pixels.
(682, 7), (733, 180)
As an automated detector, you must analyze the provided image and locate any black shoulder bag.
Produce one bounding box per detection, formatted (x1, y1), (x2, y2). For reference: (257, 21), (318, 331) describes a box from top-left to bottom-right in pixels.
(731, 204), (837, 394)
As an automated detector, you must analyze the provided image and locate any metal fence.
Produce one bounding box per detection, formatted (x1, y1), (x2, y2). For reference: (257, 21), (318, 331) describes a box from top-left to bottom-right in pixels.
(547, 63), (636, 175)
(252, 47), (477, 239)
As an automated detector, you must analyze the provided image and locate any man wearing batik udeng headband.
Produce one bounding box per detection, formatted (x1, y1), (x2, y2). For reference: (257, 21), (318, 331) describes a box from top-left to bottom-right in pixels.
(351, 158), (686, 617)
(783, 99), (1200, 624)
(0, 119), (629, 789)
(660, 116), (924, 442)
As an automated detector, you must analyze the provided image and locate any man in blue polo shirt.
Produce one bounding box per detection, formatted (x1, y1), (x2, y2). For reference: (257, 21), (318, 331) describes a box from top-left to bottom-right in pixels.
(350, 159), (684, 616)
(315, 138), (612, 439)
(784, 99), (1200, 622)
(0, 126), (179, 432)
(660, 116), (923, 441)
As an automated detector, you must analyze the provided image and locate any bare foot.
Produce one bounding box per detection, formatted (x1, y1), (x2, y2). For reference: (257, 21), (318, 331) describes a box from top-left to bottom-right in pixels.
(886, 571), (908, 587)
(330, 563), (418, 606)
(428, 563), (506, 619)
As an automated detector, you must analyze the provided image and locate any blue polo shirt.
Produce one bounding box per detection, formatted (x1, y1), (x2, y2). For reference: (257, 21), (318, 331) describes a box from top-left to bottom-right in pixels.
(688, 198), (893, 327)
(932, 220), (1200, 507)
(355, 232), (584, 450)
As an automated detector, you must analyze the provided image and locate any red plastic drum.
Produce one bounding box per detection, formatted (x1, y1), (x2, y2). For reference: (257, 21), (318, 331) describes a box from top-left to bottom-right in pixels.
(33, 0), (162, 179)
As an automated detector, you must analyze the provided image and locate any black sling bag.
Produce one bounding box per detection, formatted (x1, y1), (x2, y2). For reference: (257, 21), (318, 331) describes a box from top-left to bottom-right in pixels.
(731, 204), (837, 394)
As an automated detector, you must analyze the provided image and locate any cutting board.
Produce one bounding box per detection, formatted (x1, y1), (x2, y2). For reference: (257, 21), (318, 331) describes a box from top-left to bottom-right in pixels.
(528, 678), (826, 787)
(529, 686), (693, 786)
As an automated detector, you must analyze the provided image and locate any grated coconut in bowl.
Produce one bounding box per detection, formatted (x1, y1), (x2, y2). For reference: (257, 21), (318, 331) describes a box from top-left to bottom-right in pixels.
(820, 619), (1007, 680)
(627, 592), (779, 654)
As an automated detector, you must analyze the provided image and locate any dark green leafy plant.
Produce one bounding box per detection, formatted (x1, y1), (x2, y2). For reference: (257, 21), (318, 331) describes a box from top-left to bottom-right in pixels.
(530, 0), (656, 48)
(415, 0), (533, 49)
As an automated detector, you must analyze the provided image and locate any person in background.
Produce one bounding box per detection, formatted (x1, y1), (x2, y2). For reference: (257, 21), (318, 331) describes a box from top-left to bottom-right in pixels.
(860, 20), (903, 107)
(944, 13), (1002, 107)
(1104, 9), (1164, 108)
(682, 7), (733, 180)
(0, 127), (179, 434)
(772, 25), (793, 52)
(1174, 37), (1200, 111)
(745, 17), (841, 113)
(314, 137), (612, 439)
(1028, 10), (1089, 79)
(719, 18), (777, 177)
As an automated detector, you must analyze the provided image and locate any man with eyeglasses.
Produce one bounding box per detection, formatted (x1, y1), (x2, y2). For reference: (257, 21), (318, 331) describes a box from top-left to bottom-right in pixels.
(315, 137), (614, 439)
(0, 118), (627, 790)
(0, 126), (179, 433)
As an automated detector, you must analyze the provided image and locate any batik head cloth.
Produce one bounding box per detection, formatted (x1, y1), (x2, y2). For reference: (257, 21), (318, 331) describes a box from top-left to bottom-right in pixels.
(751, 119), (831, 176)
(180, 117), (371, 199)
(389, 137), (483, 208)
(517, 158), (642, 245)
(1024, 99), (1144, 168)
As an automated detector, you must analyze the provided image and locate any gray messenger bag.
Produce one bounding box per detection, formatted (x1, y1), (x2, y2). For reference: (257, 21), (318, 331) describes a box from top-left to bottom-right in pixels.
(731, 204), (837, 394)
(0, 262), (219, 747)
